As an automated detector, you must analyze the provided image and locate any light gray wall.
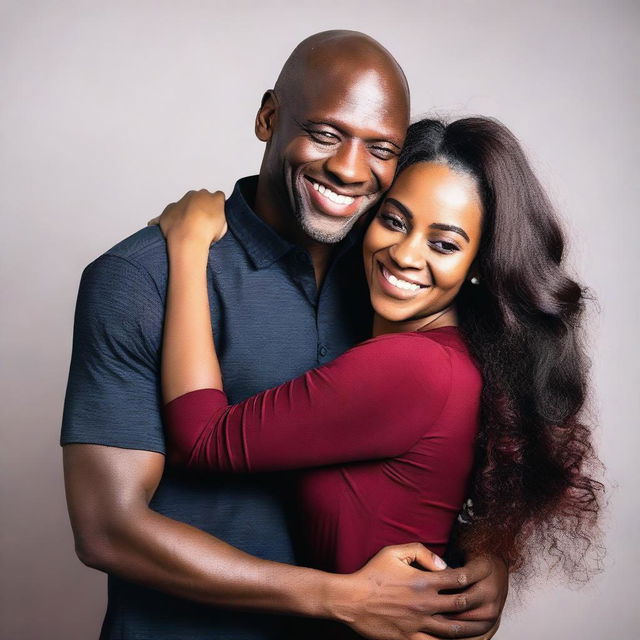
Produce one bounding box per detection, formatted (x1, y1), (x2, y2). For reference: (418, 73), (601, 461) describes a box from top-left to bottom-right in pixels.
(1, 1), (638, 637)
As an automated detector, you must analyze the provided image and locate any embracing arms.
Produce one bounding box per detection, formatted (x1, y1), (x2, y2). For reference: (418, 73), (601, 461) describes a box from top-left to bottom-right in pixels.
(67, 442), (509, 640)
(61, 204), (503, 639)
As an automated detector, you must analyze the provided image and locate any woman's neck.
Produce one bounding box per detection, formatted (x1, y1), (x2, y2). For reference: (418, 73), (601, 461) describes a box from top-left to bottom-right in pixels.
(372, 306), (458, 337)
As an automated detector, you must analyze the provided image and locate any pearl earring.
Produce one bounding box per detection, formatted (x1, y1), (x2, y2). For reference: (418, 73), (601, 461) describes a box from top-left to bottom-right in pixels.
(470, 276), (480, 285)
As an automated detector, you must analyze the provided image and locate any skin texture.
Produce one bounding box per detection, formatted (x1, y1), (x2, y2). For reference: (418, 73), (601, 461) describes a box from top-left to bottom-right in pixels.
(156, 168), (503, 638)
(254, 31), (409, 284)
(363, 162), (482, 335)
(65, 30), (506, 640)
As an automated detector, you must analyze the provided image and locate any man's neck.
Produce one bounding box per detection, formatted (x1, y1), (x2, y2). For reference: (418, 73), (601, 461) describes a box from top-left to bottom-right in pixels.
(254, 176), (337, 287)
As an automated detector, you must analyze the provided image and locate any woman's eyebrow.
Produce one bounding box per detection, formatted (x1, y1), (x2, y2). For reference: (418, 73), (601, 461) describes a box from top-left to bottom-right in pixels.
(386, 197), (413, 219)
(386, 198), (470, 243)
(429, 223), (470, 243)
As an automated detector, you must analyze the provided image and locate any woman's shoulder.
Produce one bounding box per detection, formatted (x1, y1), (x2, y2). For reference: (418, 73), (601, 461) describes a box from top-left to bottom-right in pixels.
(358, 326), (468, 356)
(352, 327), (480, 384)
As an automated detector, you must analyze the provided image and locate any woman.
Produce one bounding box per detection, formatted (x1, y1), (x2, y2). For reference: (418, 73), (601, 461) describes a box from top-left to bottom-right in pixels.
(158, 117), (601, 614)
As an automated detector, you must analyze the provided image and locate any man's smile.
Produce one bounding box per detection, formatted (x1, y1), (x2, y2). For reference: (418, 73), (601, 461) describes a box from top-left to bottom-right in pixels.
(301, 175), (373, 218)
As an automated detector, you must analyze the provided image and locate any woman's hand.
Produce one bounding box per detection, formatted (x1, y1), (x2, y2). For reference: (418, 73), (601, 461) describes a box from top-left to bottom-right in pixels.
(148, 189), (228, 248)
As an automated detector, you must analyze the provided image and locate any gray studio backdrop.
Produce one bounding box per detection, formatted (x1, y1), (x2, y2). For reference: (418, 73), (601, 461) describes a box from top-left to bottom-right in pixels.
(1, 1), (638, 638)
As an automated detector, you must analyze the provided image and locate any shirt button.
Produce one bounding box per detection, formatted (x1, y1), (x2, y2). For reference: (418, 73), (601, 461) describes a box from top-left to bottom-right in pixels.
(319, 345), (328, 357)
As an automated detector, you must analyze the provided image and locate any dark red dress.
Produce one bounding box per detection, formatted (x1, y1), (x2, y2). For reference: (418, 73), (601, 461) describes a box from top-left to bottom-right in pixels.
(164, 326), (481, 574)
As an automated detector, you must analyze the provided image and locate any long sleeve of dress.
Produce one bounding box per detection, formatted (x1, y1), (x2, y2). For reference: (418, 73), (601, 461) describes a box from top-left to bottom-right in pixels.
(163, 332), (455, 473)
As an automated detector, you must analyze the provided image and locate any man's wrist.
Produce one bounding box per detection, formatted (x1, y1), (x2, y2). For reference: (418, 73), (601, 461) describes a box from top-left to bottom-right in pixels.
(316, 571), (370, 626)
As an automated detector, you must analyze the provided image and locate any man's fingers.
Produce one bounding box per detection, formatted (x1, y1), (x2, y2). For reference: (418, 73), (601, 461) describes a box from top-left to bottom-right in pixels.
(419, 615), (493, 639)
(147, 216), (160, 226)
(433, 590), (485, 615)
(445, 617), (500, 640)
(431, 563), (491, 591)
(442, 605), (499, 622)
(411, 544), (448, 571)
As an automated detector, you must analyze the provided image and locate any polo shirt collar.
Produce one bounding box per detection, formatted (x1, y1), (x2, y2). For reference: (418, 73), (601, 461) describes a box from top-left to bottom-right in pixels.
(226, 175), (366, 270)
(226, 176), (294, 270)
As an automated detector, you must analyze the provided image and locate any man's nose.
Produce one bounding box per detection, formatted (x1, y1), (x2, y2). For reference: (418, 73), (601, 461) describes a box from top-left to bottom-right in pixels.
(324, 139), (371, 186)
(389, 235), (426, 270)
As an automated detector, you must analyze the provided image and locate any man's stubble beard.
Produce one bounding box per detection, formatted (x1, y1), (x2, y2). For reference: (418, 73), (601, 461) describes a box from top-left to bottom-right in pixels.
(288, 172), (371, 244)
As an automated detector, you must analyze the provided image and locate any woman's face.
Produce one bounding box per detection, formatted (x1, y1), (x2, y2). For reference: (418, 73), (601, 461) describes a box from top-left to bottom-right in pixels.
(363, 162), (483, 327)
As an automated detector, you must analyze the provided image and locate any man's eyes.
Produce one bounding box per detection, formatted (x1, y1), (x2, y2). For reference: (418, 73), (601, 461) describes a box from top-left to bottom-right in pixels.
(306, 130), (397, 159)
(369, 146), (397, 160)
(307, 130), (339, 144)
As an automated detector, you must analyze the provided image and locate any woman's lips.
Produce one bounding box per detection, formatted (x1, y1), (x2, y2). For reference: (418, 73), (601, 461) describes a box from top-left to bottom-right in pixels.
(376, 261), (429, 299)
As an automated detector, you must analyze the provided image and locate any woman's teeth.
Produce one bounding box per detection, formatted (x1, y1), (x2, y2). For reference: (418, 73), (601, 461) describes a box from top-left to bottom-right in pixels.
(312, 181), (355, 206)
(382, 265), (422, 292)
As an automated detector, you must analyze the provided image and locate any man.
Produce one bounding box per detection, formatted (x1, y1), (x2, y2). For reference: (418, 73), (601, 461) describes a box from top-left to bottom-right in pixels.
(62, 30), (507, 639)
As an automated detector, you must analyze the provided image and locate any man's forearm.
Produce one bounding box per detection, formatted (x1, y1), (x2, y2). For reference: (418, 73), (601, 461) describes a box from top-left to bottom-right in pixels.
(64, 445), (344, 620)
(81, 503), (342, 618)
(65, 445), (502, 639)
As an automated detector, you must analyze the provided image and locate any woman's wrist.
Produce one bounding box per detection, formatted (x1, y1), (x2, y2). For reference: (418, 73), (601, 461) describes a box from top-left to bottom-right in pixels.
(167, 235), (211, 262)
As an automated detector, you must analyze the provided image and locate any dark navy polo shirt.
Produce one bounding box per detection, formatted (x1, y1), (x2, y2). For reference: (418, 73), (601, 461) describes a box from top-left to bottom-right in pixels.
(61, 176), (372, 639)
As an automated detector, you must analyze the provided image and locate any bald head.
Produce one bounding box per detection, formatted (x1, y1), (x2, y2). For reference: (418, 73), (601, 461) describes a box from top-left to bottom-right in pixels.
(254, 30), (410, 246)
(274, 30), (409, 109)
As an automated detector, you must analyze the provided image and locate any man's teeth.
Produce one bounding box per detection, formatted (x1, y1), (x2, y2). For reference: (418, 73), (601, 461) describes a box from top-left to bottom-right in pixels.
(312, 182), (355, 205)
(382, 266), (422, 292)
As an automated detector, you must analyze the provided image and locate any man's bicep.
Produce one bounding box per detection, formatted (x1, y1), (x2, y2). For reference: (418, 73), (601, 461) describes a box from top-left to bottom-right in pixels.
(63, 444), (165, 564)
(64, 444), (165, 506)
(61, 254), (166, 452)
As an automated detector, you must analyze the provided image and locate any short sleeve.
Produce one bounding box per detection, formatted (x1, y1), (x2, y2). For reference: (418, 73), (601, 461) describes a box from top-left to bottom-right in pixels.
(61, 254), (165, 452)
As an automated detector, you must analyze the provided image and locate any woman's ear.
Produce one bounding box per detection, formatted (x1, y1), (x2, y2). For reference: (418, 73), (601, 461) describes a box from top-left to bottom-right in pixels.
(467, 258), (481, 285)
(255, 90), (278, 142)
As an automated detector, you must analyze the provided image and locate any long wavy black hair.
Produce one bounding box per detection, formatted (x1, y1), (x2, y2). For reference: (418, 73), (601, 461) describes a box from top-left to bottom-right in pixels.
(397, 117), (603, 578)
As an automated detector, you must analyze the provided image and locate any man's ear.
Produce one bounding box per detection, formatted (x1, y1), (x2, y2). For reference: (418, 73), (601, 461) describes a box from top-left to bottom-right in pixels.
(255, 90), (278, 142)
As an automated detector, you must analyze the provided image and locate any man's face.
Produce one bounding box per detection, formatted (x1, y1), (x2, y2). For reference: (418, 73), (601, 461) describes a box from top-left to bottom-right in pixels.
(262, 69), (409, 243)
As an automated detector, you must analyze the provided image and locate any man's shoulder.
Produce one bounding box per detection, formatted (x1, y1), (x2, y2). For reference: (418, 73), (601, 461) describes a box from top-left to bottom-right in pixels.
(78, 226), (169, 306)
(85, 226), (169, 286)
(100, 225), (168, 273)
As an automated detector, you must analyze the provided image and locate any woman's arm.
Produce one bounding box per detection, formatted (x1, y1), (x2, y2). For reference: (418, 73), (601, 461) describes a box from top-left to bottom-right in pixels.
(158, 189), (227, 402)
(163, 333), (460, 472)
(158, 190), (472, 473)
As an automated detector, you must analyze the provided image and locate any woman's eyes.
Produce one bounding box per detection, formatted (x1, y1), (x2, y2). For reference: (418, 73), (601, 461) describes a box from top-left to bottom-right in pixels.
(428, 240), (460, 254)
(379, 213), (461, 253)
(380, 213), (407, 231)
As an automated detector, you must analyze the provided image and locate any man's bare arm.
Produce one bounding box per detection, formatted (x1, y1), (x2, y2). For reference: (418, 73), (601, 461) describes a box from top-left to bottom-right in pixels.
(63, 443), (498, 639)
(64, 444), (336, 615)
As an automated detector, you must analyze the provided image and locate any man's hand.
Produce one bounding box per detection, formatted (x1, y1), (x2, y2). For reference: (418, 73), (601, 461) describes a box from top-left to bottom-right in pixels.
(440, 553), (508, 632)
(331, 544), (502, 640)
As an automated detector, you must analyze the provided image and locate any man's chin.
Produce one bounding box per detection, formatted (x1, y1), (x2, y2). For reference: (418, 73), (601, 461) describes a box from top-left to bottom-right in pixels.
(298, 209), (363, 244)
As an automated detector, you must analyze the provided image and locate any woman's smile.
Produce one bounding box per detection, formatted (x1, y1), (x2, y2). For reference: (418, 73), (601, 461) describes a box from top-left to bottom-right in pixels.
(363, 161), (483, 330)
(377, 261), (429, 298)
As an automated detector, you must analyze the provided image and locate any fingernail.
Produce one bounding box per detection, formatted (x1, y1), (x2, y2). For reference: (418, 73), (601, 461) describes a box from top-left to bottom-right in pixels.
(435, 556), (447, 569)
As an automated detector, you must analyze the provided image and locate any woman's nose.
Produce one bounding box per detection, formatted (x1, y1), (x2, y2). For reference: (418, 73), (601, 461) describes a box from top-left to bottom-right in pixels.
(389, 236), (426, 270)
